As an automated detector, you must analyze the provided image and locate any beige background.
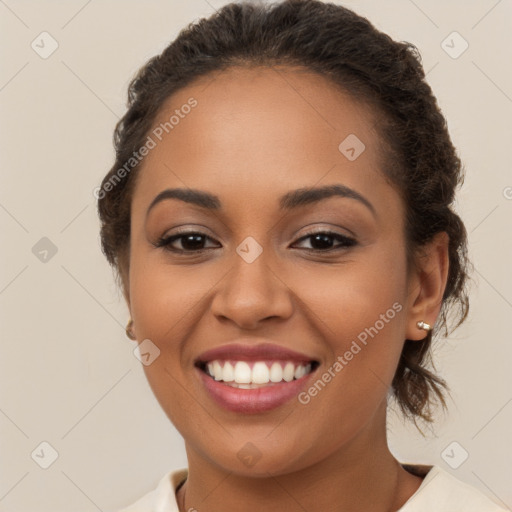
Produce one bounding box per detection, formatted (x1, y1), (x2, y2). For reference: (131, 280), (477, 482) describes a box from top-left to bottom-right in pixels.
(0, 0), (511, 510)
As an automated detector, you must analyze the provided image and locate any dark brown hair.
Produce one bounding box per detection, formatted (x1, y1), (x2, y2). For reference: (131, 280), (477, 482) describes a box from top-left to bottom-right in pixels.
(97, 0), (471, 427)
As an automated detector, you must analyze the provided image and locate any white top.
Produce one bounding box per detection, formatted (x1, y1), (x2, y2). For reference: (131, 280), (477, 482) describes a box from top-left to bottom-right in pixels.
(118, 464), (508, 512)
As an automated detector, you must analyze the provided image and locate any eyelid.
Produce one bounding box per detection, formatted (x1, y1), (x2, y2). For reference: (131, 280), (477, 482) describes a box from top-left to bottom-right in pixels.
(157, 225), (218, 242)
(294, 226), (354, 240)
(290, 221), (357, 240)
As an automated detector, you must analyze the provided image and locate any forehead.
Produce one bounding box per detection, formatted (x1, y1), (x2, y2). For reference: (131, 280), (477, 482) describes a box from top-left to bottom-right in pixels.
(132, 65), (397, 220)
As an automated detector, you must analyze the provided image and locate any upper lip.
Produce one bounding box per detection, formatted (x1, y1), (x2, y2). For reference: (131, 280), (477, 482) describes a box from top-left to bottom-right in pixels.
(194, 340), (319, 365)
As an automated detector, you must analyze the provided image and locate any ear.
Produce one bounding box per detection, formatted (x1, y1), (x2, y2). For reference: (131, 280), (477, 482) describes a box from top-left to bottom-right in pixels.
(405, 231), (450, 341)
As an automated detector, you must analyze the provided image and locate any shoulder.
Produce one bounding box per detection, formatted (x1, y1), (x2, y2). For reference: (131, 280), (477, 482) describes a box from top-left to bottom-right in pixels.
(117, 468), (188, 512)
(399, 464), (508, 512)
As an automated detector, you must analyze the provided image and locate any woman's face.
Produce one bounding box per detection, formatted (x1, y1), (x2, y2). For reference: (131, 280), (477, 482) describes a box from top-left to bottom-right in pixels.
(127, 66), (429, 475)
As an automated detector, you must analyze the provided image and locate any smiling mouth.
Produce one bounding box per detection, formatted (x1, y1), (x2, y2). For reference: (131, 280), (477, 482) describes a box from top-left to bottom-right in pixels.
(196, 359), (320, 389)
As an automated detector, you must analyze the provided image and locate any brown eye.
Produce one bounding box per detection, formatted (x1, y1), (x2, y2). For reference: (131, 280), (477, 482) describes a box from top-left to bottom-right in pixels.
(293, 231), (357, 251)
(156, 231), (220, 253)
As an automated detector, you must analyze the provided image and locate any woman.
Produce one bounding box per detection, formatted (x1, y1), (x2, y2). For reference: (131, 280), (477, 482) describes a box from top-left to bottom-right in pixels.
(97, 1), (507, 510)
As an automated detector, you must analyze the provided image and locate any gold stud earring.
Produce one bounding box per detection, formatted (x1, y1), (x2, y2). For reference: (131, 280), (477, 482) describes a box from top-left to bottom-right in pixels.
(416, 320), (432, 332)
(126, 318), (136, 340)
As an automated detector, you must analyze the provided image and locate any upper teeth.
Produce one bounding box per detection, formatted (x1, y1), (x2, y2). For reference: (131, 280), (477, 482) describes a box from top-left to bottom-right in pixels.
(206, 360), (312, 384)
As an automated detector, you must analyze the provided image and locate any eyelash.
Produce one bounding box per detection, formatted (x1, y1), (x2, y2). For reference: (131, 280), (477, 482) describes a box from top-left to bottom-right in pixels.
(155, 229), (357, 255)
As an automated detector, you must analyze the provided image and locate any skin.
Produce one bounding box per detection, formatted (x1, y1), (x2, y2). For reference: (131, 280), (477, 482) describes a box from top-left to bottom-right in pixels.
(124, 66), (449, 512)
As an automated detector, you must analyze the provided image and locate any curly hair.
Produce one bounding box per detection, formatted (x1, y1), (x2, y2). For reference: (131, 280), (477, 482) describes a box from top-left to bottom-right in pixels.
(97, 0), (471, 427)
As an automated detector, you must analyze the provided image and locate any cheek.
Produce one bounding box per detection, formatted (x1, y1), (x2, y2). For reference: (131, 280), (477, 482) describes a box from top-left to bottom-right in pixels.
(129, 252), (216, 341)
(294, 247), (406, 339)
(128, 253), (210, 423)
(288, 256), (406, 443)
(293, 245), (407, 398)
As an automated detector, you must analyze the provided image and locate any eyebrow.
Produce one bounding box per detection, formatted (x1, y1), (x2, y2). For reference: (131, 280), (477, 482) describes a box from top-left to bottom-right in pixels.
(146, 184), (377, 218)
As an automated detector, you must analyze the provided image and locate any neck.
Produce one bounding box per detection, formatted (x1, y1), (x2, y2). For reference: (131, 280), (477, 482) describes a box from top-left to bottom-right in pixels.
(176, 407), (423, 512)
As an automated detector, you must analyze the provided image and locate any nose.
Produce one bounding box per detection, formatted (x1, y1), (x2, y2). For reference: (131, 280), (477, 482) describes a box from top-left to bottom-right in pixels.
(210, 251), (294, 330)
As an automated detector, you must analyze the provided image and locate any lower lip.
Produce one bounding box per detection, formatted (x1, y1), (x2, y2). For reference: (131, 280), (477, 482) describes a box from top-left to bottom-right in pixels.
(197, 367), (316, 413)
